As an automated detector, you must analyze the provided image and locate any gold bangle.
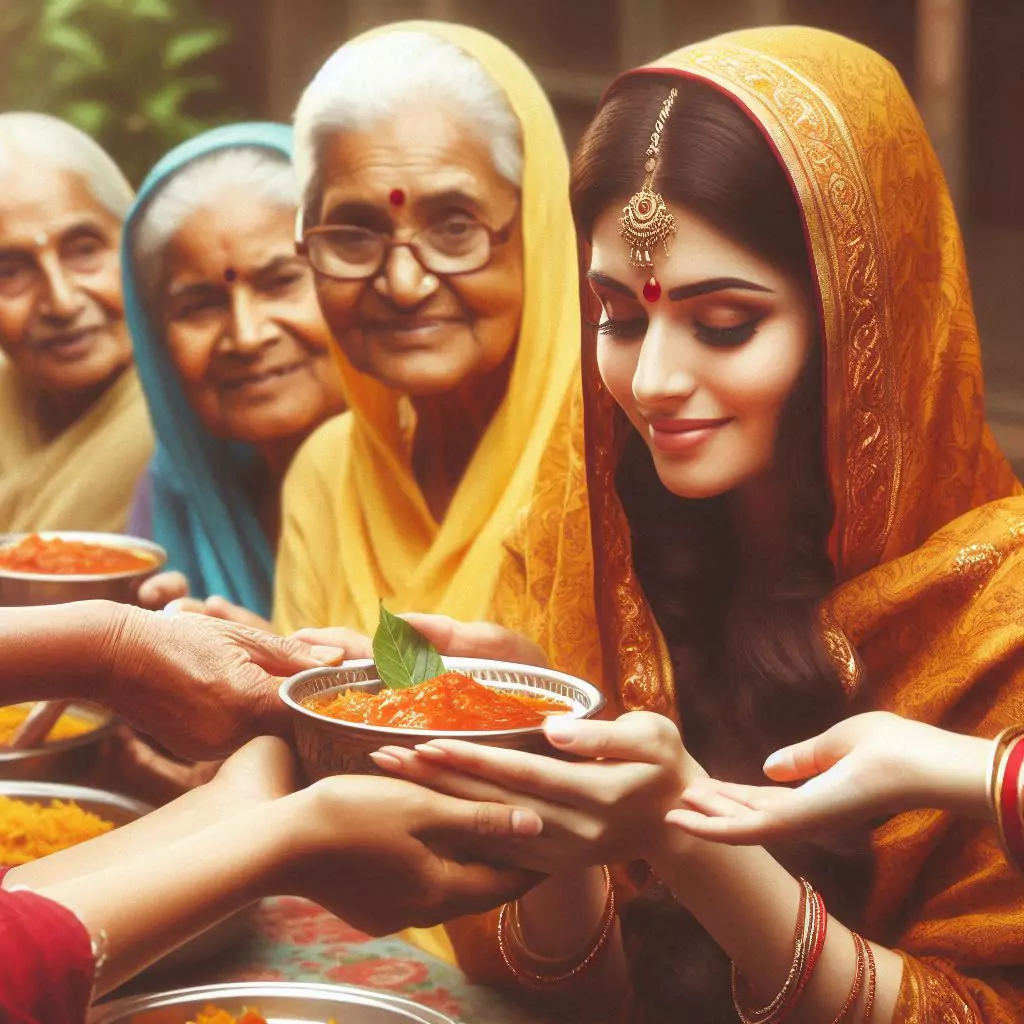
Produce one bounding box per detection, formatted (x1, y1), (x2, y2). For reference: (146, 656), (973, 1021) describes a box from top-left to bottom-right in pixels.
(498, 864), (616, 989)
(829, 932), (867, 1024)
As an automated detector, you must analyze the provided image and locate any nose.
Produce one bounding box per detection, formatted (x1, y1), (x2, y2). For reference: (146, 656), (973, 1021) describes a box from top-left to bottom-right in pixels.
(228, 288), (274, 354)
(631, 318), (698, 412)
(374, 245), (439, 310)
(38, 252), (84, 322)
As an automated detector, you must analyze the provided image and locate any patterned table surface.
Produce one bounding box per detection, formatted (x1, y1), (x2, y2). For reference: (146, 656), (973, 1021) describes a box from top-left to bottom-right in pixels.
(117, 896), (554, 1024)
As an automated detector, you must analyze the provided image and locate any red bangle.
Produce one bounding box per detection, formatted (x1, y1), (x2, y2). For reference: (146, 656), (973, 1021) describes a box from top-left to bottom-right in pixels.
(999, 736), (1024, 870)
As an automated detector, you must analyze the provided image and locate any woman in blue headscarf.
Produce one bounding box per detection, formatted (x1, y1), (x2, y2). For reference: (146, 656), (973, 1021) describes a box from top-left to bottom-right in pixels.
(123, 123), (345, 622)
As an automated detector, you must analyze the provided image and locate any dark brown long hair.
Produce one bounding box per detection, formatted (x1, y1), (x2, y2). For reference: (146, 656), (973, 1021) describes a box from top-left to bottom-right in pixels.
(571, 75), (869, 1023)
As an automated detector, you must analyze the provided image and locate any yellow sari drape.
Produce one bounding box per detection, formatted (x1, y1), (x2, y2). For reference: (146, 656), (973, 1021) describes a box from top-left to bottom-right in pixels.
(0, 361), (153, 534)
(272, 20), (581, 638)
(455, 27), (1024, 1022)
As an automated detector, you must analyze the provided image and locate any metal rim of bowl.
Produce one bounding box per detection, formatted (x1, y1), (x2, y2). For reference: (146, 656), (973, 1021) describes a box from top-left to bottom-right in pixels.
(0, 531), (167, 582)
(280, 656), (606, 740)
(89, 980), (459, 1023)
(0, 703), (117, 763)
(0, 778), (152, 819)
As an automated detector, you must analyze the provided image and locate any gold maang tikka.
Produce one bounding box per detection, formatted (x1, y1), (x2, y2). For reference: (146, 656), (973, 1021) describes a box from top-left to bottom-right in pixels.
(619, 86), (679, 301)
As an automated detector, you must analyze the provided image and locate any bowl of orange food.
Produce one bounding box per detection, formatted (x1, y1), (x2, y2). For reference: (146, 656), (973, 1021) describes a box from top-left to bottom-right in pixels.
(89, 981), (459, 1023)
(0, 531), (166, 606)
(281, 657), (605, 780)
(0, 702), (116, 782)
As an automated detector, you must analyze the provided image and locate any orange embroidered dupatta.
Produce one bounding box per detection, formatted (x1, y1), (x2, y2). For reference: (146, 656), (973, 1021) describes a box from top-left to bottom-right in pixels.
(478, 26), (1024, 1022)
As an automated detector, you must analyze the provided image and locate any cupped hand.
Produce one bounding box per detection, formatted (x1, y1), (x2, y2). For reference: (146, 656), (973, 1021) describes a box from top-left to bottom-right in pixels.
(667, 711), (992, 845)
(370, 711), (694, 872)
(399, 613), (550, 668)
(279, 774), (544, 935)
(96, 607), (344, 761)
(136, 570), (190, 610)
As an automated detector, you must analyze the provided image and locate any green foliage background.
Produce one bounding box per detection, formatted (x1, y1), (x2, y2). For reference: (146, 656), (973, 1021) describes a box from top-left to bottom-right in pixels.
(0, 0), (237, 184)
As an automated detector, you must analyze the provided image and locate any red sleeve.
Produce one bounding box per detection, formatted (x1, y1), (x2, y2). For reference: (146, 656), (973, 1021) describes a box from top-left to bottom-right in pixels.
(0, 866), (95, 1024)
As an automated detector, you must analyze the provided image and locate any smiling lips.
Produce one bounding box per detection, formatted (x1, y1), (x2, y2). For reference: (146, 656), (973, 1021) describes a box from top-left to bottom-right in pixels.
(222, 360), (307, 393)
(31, 325), (104, 359)
(648, 416), (733, 454)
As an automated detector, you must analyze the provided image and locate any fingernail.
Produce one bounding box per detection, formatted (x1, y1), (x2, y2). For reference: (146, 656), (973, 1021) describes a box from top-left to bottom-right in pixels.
(511, 809), (543, 836)
(310, 645), (346, 666)
(162, 598), (185, 618)
(369, 751), (401, 771)
(763, 751), (785, 773)
(544, 716), (581, 746)
(413, 743), (448, 760)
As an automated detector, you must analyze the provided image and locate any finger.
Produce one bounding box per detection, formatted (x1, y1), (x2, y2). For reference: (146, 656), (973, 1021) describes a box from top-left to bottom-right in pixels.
(431, 794), (543, 839)
(204, 597), (275, 632)
(240, 629), (347, 676)
(291, 627), (373, 661)
(163, 597), (208, 617)
(371, 747), (532, 805)
(544, 711), (678, 764)
(136, 571), (189, 610)
(427, 863), (539, 918)
(682, 778), (787, 813)
(406, 739), (608, 807)
(665, 807), (776, 845)
(400, 614), (549, 667)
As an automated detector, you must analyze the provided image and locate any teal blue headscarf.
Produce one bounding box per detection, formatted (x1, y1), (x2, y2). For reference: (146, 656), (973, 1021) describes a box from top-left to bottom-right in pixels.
(122, 123), (293, 616)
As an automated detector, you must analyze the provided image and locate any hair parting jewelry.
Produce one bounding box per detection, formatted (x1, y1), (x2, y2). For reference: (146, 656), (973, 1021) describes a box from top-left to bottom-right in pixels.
(497, 864), (615, 988)
(619, 86), (679, 280)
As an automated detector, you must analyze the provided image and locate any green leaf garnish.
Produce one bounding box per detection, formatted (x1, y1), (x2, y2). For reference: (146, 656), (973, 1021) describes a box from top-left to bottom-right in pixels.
(372, 602), (446, 690)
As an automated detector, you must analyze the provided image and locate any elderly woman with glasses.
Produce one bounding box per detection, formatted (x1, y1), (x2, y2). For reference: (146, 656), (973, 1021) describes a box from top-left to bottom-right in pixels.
(273, 23), (580, 647)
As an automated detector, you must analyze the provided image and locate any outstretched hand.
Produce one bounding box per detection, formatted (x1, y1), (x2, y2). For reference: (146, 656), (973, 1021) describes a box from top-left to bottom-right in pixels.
(667, 711), (992, 846)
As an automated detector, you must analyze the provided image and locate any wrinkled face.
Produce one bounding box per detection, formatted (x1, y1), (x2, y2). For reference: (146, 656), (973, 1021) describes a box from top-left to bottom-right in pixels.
(0, 166), (131, 394)
(310, 103), (524, 395)
(589, 202), (814, 499)
(160, 190), (344, 446)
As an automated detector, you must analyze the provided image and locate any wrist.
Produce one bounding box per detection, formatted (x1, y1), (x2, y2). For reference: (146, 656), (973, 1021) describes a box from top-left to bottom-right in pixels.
(917, 731), (991, 817)
(88, 602), (150, 708)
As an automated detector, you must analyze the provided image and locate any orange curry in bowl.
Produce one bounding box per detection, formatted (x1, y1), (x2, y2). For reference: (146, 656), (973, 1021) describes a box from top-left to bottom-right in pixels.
(303, 671), (572, 731)
(0, 534), (157, 575)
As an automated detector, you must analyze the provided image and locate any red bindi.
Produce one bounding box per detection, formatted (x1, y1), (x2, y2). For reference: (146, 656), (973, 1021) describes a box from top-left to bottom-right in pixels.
(224, 267), (237, 283)
(389, 188), (405, 207)
(642, 275), (662, 302)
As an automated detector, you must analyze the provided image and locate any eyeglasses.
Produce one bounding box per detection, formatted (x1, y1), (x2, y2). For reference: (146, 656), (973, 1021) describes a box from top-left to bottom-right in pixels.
(297, 206), (518, 282)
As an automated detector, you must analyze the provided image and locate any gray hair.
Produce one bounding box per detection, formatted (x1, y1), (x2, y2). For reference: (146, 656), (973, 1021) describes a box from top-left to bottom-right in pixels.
(0, 112), (134, 220)
(132, 146), (296, 303)
(293, 30), (523, 226)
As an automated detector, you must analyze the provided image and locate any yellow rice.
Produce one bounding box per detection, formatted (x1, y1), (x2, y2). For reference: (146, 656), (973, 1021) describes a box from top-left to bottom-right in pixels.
(0, 795), (115, 866)
(0, 704), (97, 746)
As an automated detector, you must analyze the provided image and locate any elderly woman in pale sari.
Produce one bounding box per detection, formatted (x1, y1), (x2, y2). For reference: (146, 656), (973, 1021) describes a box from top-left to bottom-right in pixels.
(125, 124), (345, 621)
(0, 113), (152, 532)
(274, 23), (579, 638)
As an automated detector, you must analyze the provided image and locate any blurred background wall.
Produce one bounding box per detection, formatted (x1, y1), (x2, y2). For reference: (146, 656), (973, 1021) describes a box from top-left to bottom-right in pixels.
(3, 0), (1022, 470)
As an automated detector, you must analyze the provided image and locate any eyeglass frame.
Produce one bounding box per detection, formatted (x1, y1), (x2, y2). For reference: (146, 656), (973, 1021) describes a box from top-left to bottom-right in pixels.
(294, 201), (520, 282)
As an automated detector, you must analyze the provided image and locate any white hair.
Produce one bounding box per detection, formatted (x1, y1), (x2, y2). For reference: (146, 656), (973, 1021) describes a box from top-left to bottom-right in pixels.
(293, 30), (523, 225)
(0, 112), (134, 220)
(132, 146), (295, 302)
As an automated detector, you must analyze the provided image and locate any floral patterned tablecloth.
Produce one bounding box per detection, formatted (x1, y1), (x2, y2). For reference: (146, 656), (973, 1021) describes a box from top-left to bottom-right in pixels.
(124, 897), (553, 1024)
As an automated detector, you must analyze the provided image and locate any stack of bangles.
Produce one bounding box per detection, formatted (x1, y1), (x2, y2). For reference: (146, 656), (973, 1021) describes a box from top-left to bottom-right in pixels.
(732, 878), (876, 1024)
(497, 864), (616, 988)
(989, 725), (1024, 872)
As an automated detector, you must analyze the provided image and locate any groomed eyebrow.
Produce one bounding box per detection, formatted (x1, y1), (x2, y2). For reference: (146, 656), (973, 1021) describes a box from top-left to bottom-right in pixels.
(587, 271), (636, 299)
(667, 277), (773, 301)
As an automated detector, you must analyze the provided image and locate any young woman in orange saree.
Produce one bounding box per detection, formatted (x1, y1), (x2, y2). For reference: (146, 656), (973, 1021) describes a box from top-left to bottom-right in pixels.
(375, 26), (1024, 1024)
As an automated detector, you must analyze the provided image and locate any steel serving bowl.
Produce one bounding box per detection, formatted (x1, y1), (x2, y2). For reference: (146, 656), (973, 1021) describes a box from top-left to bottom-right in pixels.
(0, 702), (118, 782)
(90, 981), (460, 1023)
(0, 779), (258, 974)
(280, 657), (605, 780)
(0, 531), (166, 606)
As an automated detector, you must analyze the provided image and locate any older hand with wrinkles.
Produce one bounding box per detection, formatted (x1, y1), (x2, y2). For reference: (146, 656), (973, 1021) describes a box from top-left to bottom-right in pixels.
(370, 710), (698, 873)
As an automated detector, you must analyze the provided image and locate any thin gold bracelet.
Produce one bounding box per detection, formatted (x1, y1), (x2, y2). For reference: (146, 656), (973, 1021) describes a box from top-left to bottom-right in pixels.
(497, 864), (615, 989)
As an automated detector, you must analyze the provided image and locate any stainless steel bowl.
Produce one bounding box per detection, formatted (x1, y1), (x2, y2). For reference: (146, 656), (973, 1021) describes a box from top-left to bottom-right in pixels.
(0, 779), (258, 974)
(280, 657), (605, 780)
(0, 531), (166, 606)
(90, 981), (459, 1023)
(0, 702), (117, 782)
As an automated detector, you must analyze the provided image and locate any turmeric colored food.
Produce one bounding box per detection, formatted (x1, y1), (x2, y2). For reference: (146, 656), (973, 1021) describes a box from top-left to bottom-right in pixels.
(305, 671), (571, 730)
(0, 704), (97, 746)
(0, 533), (156, 575)
(0, 795), (115, 866)
(191, 1009), (337, 1024)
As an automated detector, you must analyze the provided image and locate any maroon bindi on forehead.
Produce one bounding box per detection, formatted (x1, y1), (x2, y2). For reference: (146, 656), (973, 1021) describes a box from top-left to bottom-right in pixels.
(389, 188), (405, 207)
(223, 267), (237, 283)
